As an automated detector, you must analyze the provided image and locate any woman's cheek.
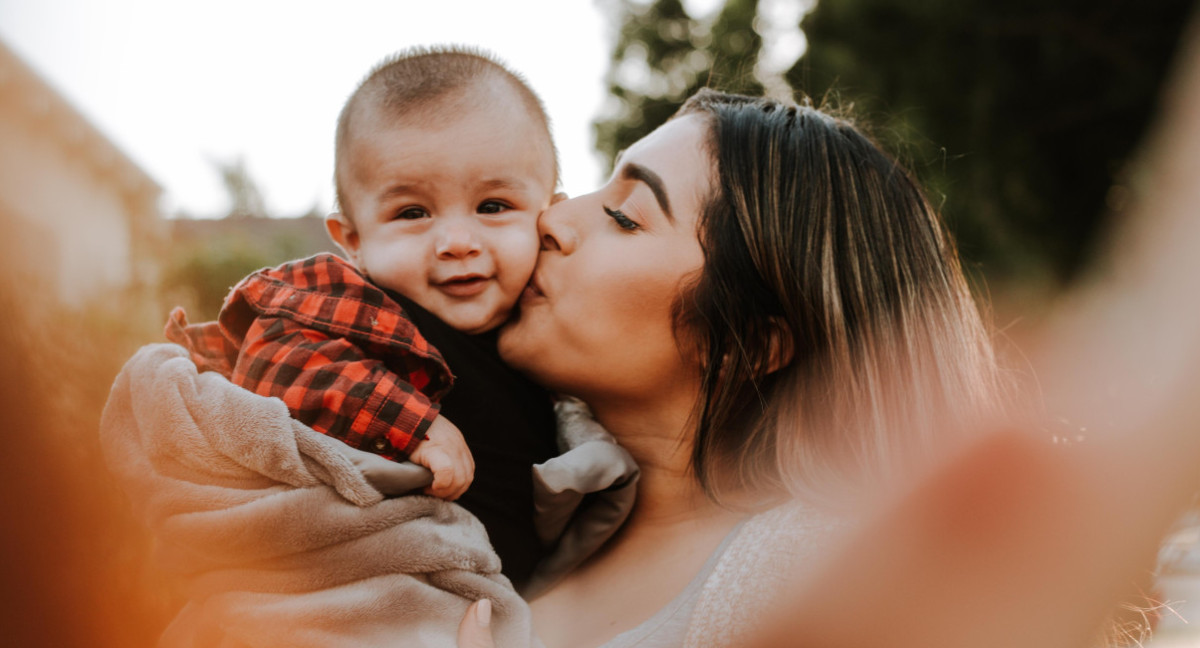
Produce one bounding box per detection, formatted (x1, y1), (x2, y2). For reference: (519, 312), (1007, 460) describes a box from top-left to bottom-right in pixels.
(603, 276), (683, 354)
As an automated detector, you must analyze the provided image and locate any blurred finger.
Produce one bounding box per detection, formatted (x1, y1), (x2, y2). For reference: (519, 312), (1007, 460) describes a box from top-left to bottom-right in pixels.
(456, 599), (494, 648)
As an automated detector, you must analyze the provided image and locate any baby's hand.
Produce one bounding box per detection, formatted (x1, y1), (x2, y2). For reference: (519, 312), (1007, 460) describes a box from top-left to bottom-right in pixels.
(343, 445), (434, 496)
(408, 415), (474, 500)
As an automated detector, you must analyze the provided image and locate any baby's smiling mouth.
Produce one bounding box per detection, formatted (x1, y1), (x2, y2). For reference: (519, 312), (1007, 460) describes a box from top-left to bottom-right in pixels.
(435, 274), (489, 298)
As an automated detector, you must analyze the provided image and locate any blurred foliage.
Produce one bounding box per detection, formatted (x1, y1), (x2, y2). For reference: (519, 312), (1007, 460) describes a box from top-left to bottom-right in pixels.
(596, 0), (1194, 289)
(595, 0), (764, 173)
(791, 0), (1195, 286)
(162, 234), (279, 320)
(213, 155), (268, 219)
(161, 160), (338, 321)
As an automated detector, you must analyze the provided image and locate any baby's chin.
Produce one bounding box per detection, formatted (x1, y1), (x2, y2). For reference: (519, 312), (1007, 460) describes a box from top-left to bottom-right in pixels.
(437, 305), (513, 336)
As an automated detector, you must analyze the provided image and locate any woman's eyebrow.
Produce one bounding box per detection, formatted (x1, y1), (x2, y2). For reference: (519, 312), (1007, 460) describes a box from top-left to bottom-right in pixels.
(619, 162), (674, 223)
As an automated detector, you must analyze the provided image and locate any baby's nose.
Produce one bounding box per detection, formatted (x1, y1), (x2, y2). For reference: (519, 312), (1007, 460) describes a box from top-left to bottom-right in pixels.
(436, 220), (482, 258)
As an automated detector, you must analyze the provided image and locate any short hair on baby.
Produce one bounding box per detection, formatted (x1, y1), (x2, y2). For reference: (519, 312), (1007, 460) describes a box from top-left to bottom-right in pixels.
(334, 45), (557, 217)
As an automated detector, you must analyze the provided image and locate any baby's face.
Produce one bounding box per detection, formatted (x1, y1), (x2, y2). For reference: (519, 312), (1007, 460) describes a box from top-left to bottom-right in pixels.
(334, 92), (556, 334)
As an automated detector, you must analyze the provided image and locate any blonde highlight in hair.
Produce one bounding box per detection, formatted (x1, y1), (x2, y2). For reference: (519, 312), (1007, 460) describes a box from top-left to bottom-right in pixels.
(674, 89), (1002, 501)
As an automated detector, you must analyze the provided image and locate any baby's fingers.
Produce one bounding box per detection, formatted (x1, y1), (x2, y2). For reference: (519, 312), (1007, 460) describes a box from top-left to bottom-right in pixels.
(447, 466), (472, 500)
(424, 453), (455, 498)
(431, 468), (470, 500)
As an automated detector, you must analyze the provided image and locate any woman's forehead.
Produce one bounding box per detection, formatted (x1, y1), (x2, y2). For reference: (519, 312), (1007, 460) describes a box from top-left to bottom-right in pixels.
(617, 114), (711, 221)
(622, 113), (708, 163)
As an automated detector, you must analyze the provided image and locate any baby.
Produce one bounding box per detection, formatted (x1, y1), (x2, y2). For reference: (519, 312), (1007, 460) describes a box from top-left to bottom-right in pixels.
(166, 46), (561, 589)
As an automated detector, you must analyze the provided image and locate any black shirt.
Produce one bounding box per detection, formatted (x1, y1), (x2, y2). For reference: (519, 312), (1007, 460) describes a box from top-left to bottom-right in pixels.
(387, 291), (558, 591)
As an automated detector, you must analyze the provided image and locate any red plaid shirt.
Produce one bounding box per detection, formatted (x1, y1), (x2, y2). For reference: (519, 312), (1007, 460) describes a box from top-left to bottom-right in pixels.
(165, 253), (454, 458)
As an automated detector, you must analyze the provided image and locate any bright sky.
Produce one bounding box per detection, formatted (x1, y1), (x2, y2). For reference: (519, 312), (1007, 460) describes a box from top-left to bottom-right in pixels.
(0, 0), (621, 217)
(0, 0), (798, 219)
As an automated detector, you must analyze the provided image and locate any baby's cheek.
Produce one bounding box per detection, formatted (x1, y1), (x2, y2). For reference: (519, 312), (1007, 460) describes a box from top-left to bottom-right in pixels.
(496, 226), (540, 284)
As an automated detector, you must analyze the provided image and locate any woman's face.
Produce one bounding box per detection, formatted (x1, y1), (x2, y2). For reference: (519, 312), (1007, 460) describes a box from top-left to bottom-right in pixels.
(498, 114), (712, 406)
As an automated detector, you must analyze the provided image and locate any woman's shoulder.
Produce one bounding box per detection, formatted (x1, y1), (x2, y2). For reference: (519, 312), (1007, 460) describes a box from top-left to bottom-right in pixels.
(684, 499), (851, 648)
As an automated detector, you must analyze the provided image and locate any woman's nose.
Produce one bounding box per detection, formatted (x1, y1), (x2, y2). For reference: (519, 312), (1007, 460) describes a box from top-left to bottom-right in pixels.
(435, 218), (482, 259)
(538, 199), (577, 254)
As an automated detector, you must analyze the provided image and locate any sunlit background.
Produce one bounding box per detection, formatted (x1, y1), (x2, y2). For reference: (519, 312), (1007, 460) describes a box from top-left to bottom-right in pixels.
(0, 0), (1196, 645)
(0, 0), (619, 216)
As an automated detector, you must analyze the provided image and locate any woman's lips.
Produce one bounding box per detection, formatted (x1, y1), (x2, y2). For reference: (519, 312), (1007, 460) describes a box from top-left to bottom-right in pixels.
(435, 275), (489, 298)
(520, 276), (546, 303)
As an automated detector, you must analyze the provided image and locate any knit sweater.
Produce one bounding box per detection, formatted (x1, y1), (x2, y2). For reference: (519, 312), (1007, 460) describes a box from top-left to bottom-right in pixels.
(683, 501), (848, 647)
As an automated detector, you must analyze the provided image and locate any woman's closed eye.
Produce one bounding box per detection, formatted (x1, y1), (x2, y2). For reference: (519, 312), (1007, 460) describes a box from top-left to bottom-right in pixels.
(604, 205), (640, 231)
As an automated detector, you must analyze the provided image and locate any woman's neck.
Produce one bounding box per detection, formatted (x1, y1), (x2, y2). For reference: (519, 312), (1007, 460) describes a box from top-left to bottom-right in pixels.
(586, 394), (717, 527)
(528, 392), (748, 648)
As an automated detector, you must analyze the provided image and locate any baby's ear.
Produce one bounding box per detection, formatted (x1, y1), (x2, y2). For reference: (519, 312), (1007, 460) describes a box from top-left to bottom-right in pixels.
(325, 213), (361, 265)
(551, 191), (569, 205)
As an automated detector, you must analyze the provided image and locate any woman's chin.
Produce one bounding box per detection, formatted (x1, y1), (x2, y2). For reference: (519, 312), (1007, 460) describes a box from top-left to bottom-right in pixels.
(499, 311), (571, 394)
(497, 312), (535, 367)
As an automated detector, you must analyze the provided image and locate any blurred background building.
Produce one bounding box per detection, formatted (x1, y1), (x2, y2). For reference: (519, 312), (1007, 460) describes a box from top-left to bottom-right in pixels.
(0, 40), (162, 311)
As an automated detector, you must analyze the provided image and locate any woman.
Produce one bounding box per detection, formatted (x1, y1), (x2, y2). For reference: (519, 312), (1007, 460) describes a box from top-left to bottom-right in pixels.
(473, 88), (1002, 646)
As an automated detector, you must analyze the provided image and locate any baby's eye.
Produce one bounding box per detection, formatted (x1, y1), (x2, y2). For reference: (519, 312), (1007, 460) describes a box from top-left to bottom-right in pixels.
(477, 200), (511, 215)
(395, 207), (429, 220)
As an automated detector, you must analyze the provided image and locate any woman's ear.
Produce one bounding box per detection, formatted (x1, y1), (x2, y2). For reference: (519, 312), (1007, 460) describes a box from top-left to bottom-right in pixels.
(762, 317), (795, 376)
(719, 318), (795, 377)
(325, 213), (362, 265)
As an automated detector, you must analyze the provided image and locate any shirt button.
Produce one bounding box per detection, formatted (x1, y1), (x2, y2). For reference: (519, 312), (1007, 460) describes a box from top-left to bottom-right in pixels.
(373, 439), (387, 451)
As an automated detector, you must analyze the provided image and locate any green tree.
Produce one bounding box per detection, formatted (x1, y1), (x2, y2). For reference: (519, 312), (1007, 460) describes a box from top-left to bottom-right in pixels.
(162, 235), (280, 320)
(594, 0), (765, 173)
(596, 0), (1192, 292)
(788, 0), (1194, 286)
(160, 161), (338, 320)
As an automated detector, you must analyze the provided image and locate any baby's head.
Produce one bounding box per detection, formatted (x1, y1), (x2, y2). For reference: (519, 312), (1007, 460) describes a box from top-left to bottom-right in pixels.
(328, 46), (558, 334)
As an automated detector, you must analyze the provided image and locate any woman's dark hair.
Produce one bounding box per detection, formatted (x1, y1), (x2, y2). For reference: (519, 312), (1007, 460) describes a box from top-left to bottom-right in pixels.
(674, 89), (1001, 499)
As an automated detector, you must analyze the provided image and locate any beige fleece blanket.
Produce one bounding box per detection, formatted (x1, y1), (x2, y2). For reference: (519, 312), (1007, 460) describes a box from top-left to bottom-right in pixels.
(100, 343), (534, 648)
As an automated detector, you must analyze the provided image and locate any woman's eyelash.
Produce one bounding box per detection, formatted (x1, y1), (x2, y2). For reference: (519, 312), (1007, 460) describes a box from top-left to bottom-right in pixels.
(603, 205), (640, 231)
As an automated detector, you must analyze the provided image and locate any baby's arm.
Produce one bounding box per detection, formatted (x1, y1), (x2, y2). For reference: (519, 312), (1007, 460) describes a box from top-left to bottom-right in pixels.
(232, 315), (474, 498)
